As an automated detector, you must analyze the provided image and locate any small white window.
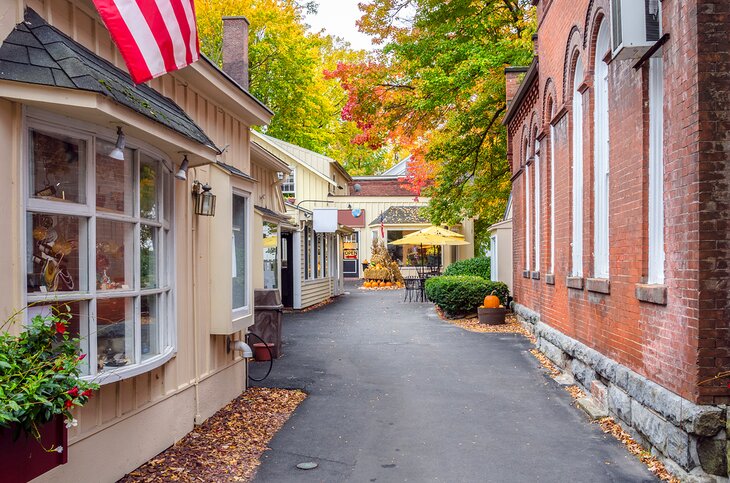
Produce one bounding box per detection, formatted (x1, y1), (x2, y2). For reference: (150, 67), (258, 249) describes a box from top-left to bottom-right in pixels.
(534, 137), (541, 273)
(572, 57), (585, 277)
(648, 54), (665, 284)
(232, 194), (248, 314)
(281, 169), (295, 198)
(594, 20), (611, 279)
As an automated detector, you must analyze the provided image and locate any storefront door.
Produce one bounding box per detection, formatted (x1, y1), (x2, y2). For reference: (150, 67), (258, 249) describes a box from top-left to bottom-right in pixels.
(342, 232), (359, 278)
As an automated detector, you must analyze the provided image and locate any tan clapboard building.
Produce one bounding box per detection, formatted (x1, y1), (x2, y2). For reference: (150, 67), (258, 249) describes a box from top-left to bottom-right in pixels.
(0, 3), (285, 481)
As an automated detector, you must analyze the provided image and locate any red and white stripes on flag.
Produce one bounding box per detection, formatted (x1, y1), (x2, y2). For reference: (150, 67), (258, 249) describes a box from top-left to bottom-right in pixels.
(92, 0), (200, 84)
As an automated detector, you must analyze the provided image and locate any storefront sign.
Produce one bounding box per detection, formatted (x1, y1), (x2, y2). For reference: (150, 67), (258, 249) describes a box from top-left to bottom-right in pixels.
(313, 208), (338, 233)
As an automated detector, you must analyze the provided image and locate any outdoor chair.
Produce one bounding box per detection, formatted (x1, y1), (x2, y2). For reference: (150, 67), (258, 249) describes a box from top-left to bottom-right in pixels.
(403, 276), (423, 302)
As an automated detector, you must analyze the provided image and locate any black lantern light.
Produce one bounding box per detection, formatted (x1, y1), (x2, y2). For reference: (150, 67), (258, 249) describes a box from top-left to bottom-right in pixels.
(192, 180), (216, 216)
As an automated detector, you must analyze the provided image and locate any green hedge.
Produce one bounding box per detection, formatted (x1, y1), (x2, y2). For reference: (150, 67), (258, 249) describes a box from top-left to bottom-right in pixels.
(425, 275), (509, 316)
(443, 257), (491, 280)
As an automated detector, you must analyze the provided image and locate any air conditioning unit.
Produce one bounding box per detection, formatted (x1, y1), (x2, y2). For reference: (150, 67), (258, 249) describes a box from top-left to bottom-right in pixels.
(611, 0), (661, 61)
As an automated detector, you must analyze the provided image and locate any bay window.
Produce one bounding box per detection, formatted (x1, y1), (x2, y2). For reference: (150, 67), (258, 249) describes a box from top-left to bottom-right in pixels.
(25, 119), (174, 380)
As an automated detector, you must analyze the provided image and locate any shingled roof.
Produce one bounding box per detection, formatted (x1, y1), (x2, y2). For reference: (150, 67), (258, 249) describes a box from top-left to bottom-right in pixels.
(0, 8), (217, 151)
(369, 206), (429, 226)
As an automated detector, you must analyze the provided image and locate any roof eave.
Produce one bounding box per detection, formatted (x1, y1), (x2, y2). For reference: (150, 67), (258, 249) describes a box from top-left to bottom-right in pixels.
(503, 58), (539, 127)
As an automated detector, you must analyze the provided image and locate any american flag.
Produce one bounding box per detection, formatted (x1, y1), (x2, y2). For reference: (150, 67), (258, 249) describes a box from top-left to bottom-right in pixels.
(92, 0), (200, 84)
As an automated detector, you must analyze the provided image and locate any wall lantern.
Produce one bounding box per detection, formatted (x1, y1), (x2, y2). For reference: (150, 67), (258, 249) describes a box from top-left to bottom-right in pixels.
(192, 180), (216, 216)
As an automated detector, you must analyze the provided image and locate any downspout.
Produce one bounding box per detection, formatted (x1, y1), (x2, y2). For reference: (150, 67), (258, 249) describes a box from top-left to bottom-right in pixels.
(189, 167), (203, 425)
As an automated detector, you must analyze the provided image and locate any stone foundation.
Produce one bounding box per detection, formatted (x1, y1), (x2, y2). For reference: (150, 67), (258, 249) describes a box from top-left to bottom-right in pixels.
(513, 303), (729, 482)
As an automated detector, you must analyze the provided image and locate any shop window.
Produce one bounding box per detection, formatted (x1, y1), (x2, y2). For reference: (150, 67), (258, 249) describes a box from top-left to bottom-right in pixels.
(386, 230), (441, 267)
(25, 121), (174, 380)
(263, 221), (279, 289)
(304, 226), (311, 280)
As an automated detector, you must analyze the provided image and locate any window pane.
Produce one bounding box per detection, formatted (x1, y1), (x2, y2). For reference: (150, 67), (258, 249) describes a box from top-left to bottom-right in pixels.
(96, 297), (135, 370)
(140, 155), (159, 220)
(96, 219), (133, 291)
(141, 295), (159, 360)
(140, 224), (157, 289)
(263, 222), (278, 289)
(30, 130), (86, 204)
(232, 195), (246, 310)
(27, 301), (90, 374)
(27, 213), (86, 293)
(95, 139), (133, 215)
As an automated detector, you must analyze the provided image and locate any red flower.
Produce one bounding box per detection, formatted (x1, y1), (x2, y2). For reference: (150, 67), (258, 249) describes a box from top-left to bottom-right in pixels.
(81, 389), (93, 398)
(67, 387), (79, 398)
(77, 354), (87, 361)
(55, 322), (66, 334)
(64, 399), (73, 409)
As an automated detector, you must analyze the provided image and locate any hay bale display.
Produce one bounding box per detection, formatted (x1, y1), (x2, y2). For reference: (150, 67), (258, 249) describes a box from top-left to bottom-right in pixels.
(362, 239), (404, 289)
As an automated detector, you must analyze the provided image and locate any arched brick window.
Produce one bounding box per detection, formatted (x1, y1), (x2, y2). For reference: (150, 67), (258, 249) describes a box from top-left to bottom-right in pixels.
(593, 19), (610, 279)
(571, 56), (584, 277)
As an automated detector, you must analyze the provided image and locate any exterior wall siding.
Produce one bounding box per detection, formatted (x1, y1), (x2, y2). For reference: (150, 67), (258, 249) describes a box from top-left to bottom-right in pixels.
(508, 0), (730, 478)
(0, 1), (267, 481)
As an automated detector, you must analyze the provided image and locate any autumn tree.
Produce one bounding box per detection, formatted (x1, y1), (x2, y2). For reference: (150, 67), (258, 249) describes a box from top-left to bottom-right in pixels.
(195, 0), (393, 174)
(330, 0), (535, 250)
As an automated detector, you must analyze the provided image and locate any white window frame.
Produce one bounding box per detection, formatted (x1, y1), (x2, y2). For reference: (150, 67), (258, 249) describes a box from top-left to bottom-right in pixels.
(648, 53), (665, 284)
(490, 235), (498, 281)
(22, 111), (176, 384)
(593, 20), (611, 279)
(549, 106), (556, 274)
(231, 190), (252, 320)
(524, 145), (531, 272)
(281, 168), (295, 197)
(534, 137), (541, 273)
(572, 58), (585, 277)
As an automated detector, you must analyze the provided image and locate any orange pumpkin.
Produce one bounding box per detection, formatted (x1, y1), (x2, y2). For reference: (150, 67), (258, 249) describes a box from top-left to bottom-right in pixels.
(483, 292), (500, 309)
(385, 282), (393, 287)
(379, 281), (386, 287)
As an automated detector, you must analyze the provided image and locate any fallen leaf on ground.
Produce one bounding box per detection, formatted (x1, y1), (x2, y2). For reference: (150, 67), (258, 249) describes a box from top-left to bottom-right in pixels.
(528, 349), (561, 377)
(118, 387), (306, 483)
(597, 417), (680, 483)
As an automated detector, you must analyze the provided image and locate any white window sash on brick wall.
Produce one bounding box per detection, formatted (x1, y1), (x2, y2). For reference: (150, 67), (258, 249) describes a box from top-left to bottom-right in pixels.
(525, 155), (531, 272)
(549, 118), (556, 274)
(534, 138), (541, 273)
(648, 54), (665, 284)
(594, 21), (610, 279)
(572, 59), (584, 277)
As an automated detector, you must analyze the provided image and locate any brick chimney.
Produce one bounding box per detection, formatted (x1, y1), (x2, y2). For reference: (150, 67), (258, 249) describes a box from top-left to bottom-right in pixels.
(505, 66), (529, 106)
(222, 16), (250, 89)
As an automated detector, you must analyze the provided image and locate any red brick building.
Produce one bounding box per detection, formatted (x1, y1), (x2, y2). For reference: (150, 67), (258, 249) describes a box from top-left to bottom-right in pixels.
(506, 0), (730, 478)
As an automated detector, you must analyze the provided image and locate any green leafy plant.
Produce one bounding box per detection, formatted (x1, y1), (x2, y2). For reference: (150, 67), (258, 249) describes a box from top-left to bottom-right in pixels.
(443, 257), (491, 280)
(425, 276), (509, 317)
(0, 306), (98, 451)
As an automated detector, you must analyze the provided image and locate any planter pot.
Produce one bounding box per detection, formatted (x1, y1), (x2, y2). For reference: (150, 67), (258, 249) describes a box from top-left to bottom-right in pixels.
(253, 342), (274, 362)
(477, 307), (507, 325)
(0, 416), (67, 483)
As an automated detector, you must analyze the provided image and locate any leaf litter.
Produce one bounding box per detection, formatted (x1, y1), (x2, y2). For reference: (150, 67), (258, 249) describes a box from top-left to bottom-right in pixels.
(118, 387), (306, 482)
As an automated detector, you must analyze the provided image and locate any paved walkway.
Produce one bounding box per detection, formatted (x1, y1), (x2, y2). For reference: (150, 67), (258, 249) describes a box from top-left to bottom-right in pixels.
(251, 283), (656, 482)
